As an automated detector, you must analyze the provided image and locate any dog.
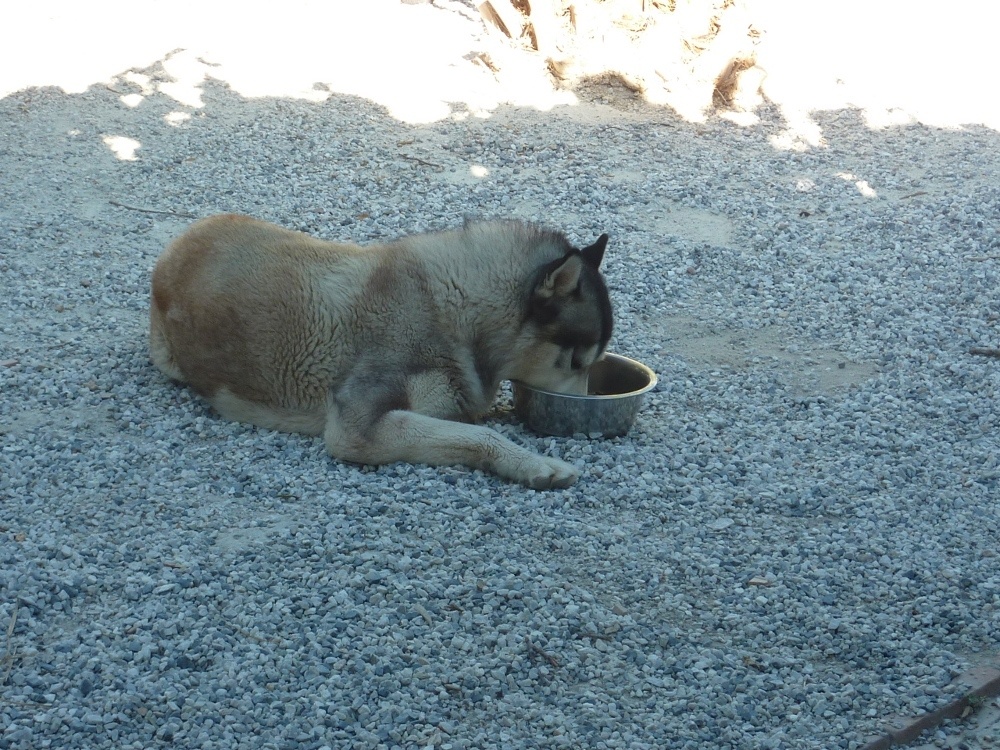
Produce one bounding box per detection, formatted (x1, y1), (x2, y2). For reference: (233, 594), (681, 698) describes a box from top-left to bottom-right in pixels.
(149, 214), (613, 488)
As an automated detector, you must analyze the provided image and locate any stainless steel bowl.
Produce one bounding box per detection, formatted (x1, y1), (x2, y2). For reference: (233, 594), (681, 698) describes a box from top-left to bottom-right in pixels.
(512, 353), (657, 437)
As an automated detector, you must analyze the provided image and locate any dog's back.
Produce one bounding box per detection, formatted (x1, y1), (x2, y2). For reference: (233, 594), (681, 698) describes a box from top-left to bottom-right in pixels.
(152, 215), (375, 409)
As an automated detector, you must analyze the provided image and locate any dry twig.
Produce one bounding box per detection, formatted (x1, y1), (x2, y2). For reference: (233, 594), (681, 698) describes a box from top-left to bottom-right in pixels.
(524, 636), (560, 667)
(109, 200), (196, 219)
(969, 347), (1000, 359)
(1, 601), (20, 686)
(399, 154), (444, 170)
(575, 630), (614, 641)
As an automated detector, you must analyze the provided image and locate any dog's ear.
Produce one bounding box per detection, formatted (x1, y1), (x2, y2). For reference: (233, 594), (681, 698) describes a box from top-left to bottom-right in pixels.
(536, 253), (584, 299)
(581, 233), (608, 269)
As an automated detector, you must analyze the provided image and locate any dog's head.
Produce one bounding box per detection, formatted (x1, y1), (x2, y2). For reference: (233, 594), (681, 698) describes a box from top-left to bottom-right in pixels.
(513, 233), (613, 395)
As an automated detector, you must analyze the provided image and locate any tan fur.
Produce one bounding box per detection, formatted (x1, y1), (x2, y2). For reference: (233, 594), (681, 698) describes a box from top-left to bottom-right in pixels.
(150, 214), (612, 488)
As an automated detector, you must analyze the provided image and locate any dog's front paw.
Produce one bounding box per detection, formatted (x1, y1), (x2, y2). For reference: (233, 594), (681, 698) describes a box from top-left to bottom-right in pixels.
(524, 456), (579, 489)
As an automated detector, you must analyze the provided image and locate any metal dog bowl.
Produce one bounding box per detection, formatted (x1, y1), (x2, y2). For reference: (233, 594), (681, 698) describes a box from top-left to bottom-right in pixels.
(512, 353), (657, 437)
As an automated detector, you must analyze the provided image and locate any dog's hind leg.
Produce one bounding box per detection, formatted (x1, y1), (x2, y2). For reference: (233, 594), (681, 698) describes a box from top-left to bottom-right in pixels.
(149, 305), (185, 381)
(324, 409), (579, 489)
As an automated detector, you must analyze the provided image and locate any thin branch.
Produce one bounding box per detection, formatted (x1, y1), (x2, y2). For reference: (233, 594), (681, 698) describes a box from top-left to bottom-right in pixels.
(575, 630), (614, 641)
(399, 154), (444, 171)
(969, 347), (1000, 359)
(1, 601), (20, 686)
(109, 200), (196, 219)
(524, 636), (560, 668)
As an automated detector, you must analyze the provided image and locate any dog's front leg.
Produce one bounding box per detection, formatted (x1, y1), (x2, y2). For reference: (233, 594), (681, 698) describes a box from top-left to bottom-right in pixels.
(325, 409), (579, 489)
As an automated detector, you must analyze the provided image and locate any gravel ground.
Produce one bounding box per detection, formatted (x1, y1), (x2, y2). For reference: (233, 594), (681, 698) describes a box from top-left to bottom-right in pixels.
(3, 8), (1000, 750)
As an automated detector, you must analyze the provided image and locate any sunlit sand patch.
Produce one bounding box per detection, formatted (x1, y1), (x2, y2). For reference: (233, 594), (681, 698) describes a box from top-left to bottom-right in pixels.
(164, 111), (191, 127)
(836, 172), (878, 199)
(102, 134), (141, 161)
(1, 0), (997, 133)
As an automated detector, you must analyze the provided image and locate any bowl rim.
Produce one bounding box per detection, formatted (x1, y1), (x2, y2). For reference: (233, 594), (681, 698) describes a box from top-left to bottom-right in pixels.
(511, 352), (658, 401)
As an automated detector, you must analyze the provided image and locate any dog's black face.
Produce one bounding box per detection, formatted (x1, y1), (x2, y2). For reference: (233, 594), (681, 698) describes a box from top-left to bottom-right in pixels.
(517, 233), (613, 395)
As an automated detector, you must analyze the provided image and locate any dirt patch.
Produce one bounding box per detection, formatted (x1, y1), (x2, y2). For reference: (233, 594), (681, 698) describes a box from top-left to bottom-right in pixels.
(215, 521), (297, 553)
(1, 403), (116, 437)
(652, 315), (879, 396)
(649, 205), (735, 247)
